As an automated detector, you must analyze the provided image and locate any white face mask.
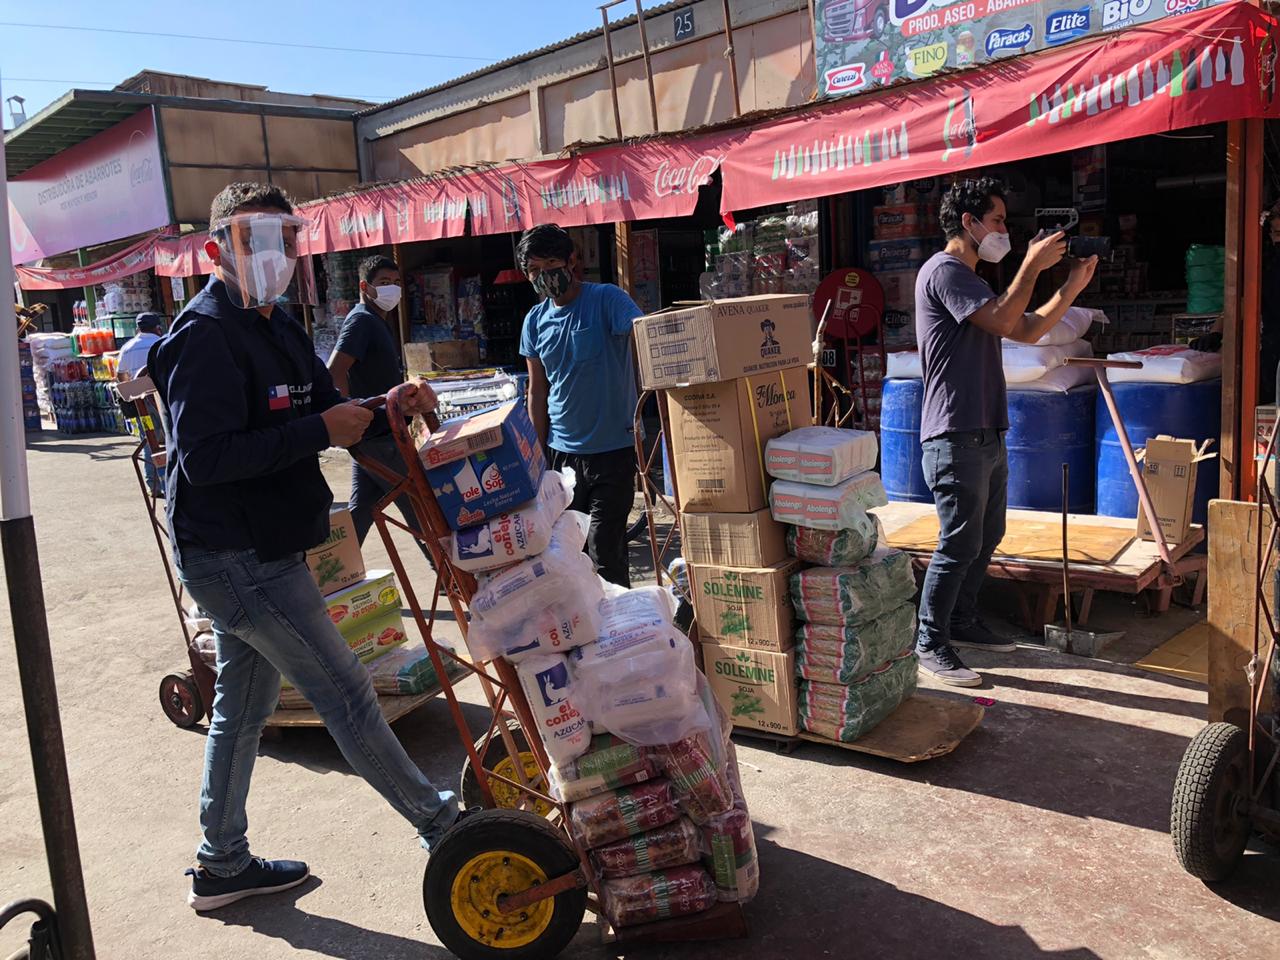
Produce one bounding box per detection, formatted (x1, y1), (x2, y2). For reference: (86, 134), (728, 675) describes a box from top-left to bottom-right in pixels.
(372, 284), (402, 311)
(969, 223), (1012, 264)
(240, 249), (296, 305)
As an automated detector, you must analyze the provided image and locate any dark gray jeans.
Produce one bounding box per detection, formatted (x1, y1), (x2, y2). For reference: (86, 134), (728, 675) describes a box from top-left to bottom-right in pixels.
(916, 429), (1008, 652)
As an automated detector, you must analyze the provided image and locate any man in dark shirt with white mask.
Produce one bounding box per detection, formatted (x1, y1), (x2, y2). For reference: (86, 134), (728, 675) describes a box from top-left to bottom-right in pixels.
(914, 177), (1096, 686)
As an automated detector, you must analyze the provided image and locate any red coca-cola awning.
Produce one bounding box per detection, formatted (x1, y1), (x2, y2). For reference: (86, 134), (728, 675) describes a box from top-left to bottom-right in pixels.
(16, 234), (159, 290)
(719, 1), (1279, 213)
(154, 231), (214, 278)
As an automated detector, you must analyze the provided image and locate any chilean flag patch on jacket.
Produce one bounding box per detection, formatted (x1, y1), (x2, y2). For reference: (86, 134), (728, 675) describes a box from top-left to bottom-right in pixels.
(267, 384), (291, 411)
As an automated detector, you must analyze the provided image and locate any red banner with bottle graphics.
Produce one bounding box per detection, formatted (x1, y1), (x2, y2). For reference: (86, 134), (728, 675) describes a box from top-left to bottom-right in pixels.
(293, 139), (726, 250)
(721, 2), (1279, 213)
(153, 231), (215, 278)
(15, 234), (159, 290)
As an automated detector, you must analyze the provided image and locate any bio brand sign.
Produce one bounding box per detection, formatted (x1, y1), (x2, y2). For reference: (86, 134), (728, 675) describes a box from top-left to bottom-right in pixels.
(814, 0), (1230, 98)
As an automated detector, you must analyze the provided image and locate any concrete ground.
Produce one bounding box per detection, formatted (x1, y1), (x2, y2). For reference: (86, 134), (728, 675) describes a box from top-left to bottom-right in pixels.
(2, 432), (1277, 960)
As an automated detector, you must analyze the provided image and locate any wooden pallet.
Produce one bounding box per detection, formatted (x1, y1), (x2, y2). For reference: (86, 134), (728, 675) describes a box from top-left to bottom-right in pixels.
(873, 501), (1207, 633)
(268, 663), (467, 728)
(733, 692), (984, 763)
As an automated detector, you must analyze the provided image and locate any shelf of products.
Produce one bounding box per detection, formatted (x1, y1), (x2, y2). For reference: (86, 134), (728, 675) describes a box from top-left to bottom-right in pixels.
(701, 200), (822, 301)
(48, 356), (128, 435)
(18, 341), (39, 432)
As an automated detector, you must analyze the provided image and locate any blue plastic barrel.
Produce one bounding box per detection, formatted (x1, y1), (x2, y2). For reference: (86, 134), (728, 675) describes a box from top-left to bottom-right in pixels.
(1095, 378), (1221, 525)
(1006, 385), (1097, 513)
(881, 378), (932, 503)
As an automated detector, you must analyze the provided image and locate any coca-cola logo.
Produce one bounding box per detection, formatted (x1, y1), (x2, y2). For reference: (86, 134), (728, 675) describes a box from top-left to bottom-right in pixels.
(654, 154), (722, 198)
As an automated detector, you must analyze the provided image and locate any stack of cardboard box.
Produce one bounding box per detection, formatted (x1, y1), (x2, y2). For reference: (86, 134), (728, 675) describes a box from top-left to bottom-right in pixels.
(634, 294), (815, 738)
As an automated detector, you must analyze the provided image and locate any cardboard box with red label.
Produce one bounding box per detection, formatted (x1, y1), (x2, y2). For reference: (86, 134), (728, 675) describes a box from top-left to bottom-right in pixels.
(419, 400), (546, 530)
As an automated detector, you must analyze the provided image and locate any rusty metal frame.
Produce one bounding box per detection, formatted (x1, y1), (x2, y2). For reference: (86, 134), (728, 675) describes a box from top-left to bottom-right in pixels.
(600, 0), (661, 138)
(599, 3), (625, 140)
(721, 0), (743, 117)
(1250, 404), (1280, 793)
(633, 390), (685, 593)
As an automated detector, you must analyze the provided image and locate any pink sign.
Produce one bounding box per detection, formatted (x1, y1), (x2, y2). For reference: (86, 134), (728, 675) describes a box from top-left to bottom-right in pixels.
(8, 108), (170, 265)
(154, 231), (215, 277)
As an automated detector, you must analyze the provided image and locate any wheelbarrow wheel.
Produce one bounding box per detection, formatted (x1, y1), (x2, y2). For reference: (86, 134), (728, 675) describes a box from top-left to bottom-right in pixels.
(1171, 721), (1252, 882)
(159, 671), (204, 728)
(460, 720), (554, 818)
(424, 809), (586, 960)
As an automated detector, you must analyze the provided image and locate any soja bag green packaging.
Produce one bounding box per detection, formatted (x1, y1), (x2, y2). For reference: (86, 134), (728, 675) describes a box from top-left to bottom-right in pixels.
(795, 601), (916, 685)
(789, 548), (917, 626)
(786, 511), (882, 566)
(798, 653), (919, 743)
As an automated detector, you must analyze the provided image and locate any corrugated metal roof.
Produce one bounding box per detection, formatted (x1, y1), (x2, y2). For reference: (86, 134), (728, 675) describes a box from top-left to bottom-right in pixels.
(355, 0), (697, 118)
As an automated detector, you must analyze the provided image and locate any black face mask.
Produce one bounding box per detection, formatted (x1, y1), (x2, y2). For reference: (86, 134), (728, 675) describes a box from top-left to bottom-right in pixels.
(533, 267), (572, 300)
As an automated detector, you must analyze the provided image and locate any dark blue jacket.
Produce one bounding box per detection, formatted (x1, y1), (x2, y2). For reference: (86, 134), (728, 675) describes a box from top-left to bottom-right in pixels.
(149, 277), (351, 561)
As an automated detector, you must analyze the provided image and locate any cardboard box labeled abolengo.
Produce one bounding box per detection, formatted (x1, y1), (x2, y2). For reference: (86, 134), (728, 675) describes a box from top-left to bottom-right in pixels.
(680, 509), (789, 568)
(702, 643), (798, 737)
(690, 560), (801, 651)
(1137, 436), (1216, 545)
(634, 294), (812, 390)
(305, 506), (366, 596)
(668, 366), (812, 514)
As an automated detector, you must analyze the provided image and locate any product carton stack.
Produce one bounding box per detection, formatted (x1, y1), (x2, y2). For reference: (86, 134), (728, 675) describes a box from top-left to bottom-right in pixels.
(633, 294), (815, 738)
(764, 426), (921, 743)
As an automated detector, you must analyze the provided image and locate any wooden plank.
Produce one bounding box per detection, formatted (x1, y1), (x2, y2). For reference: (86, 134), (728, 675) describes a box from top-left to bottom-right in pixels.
(1207, 499), (1278, 726)
(797, 693), (984, 763)
(270, 688), (439, 728)
(887, 513), (1134, 565)
(603, 901), (748, 945)
(1221, 119), (1244, 502)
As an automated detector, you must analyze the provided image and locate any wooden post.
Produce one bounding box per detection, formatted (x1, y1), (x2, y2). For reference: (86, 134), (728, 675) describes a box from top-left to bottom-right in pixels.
(1222, 121), (1245, 503)
(615, 221), (636, 298)
(76, 248), (96, 324)
(634, 0), (660, 134)
(721, 0), (742, 117)
(600, 6), (624, 141)
(1240, 118), (1264, 501)
(393, 242), (409, 358)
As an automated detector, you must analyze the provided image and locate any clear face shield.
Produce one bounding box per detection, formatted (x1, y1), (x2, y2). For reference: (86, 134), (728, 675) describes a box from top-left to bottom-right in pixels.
(210, 213), (316, 310)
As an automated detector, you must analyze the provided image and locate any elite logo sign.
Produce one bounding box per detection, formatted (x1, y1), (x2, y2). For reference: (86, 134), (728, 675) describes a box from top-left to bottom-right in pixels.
(1045, 7), (1091, 44)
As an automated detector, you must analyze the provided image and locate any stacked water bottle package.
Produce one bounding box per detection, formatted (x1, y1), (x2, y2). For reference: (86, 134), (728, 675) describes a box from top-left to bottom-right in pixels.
(764, 426), (921, 742)
(450, 415), (758, 929)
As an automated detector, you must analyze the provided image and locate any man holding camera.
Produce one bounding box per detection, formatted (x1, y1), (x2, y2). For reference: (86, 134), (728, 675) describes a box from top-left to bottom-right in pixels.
(914, 177), (1097, 687)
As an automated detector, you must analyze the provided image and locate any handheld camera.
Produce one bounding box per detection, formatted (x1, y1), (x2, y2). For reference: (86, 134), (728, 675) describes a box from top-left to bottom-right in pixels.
(1035, 207), (1113, 261)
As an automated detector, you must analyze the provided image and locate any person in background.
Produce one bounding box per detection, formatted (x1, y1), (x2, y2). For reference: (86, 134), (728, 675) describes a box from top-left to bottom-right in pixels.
(148, 182), (456, 914)
(116, 311), (164, 380)
(326, 255), (429, 551)
(116, 312), (165, 494)
(914, 177), (1097, 686)
(519, 223), (643, 587)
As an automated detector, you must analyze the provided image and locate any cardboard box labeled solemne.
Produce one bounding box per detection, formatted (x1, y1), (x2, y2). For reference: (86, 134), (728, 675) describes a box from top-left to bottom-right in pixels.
(1137, 436), (1216, 545)
(668, 366), (812, 514)
(306, 506), (366, 596)
(419, 401), (546, 530)
(702, 643), (798, 736)
(681, 509), (789, 567)
(690, 560), (801, 651)
(634, 294), (812, 390)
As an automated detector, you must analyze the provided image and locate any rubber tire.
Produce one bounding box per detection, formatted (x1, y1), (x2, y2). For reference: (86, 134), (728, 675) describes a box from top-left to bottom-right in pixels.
(872, 8), (888, 39)
(460, 721), (546, 812)
(159, 671), (204, 728)
(1171, 722), (1252, 882)
(424, 809), (586, 960)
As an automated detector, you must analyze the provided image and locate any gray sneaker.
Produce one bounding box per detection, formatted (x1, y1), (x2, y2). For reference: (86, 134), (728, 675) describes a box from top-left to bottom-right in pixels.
(951, 618), (1018, 653)
(917, 645), (983, 687)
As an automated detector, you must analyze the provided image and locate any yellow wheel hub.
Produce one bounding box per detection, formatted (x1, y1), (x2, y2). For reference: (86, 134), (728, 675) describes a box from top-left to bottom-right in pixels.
(450, 850), (553, 949)
(489, 754), (554, 818)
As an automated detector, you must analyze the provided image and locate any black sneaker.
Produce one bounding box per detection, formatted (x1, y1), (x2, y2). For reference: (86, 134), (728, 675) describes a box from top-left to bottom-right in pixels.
(186, 857), (309, 912)
(951, 618), (1018, 653)
(917, 645), (983, 687)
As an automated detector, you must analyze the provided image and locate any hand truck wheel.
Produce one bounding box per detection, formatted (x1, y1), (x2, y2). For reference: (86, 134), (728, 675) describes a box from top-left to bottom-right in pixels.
(159, 671), (205, 728)
(460, 720), (554, 818)
(1171, 721), (1252, 881)
(424, 809), (587, 960)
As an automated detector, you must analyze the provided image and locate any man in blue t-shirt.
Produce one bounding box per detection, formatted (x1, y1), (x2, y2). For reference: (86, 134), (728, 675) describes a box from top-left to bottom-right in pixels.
(518, 224), (642, 586)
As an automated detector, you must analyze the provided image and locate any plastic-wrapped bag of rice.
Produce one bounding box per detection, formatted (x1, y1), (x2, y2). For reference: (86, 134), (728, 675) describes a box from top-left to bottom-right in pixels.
(590, 817), (702, 879)
(786, 512), (882, 566)
(798, 653), (919, 742)
(700, 741), (759, 903)
(568, 779), (682, 849)
(598, 864), (718, 929)
(548, 733), (658, 804)
(790, 548), (917, 625)
(795, 601), (917, 685)
(769, 472), (888, 530)
(765, 426), (879, 486)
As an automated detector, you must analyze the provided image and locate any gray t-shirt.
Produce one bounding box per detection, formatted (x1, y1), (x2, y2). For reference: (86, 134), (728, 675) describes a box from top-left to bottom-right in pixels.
(914, 252), (1006, 442)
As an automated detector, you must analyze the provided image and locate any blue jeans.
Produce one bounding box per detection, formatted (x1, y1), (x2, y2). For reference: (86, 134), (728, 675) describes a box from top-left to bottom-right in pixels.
(174, 545), (457, 877)
(349, 434), (431, 564)
(916, 430), (1008, 653)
